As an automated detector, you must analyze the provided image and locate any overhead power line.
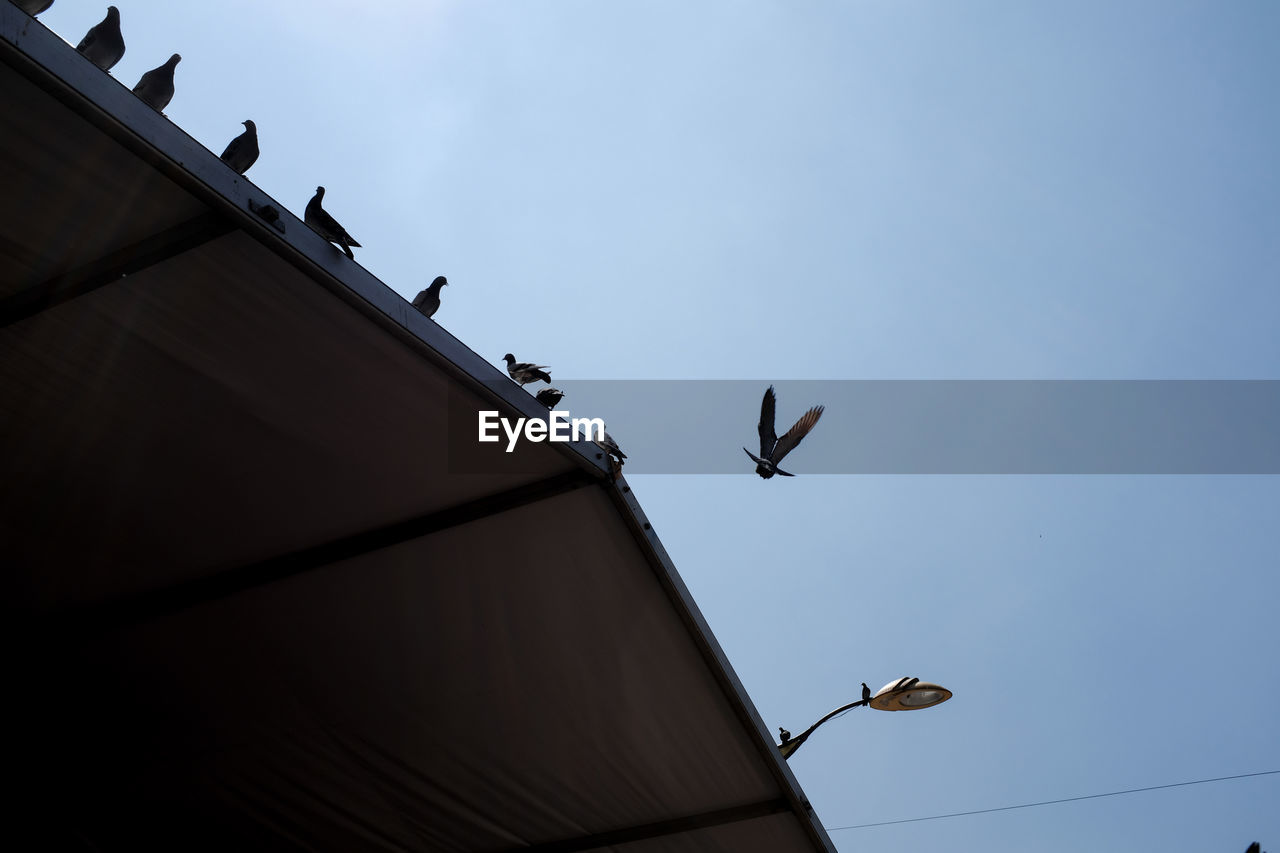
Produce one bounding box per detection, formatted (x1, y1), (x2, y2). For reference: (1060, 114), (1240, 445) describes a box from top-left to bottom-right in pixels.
(829, 769), (1280, 832)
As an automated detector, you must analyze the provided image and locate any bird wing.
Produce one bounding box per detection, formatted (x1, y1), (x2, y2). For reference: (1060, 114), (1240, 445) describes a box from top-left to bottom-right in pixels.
(411, 290), (429, 308)
(219, 135), (242, 161)
(757, 386), (778, 459)
(76, 28), (97, 52)
(603, 433), (626, 459)
(314, 209), (355, 243)
(770, 404), (824, 466)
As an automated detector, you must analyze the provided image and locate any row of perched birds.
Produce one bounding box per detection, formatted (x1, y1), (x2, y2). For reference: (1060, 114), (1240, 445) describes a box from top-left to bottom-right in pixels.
(21, 1), (825, 478)
(502, 352), (824, 478)
(22, 4), (371, 273)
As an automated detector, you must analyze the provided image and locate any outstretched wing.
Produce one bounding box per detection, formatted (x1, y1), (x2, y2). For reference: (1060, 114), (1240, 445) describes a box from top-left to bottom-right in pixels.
(771, 404), (824, 466)
(757, 386), (778, 459)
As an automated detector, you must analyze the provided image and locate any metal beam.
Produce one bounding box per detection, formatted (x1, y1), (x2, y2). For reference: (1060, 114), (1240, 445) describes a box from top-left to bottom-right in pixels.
(507, 798), (791, 853)
(0, 211), (234, 329)
(55, 469), (599, 637)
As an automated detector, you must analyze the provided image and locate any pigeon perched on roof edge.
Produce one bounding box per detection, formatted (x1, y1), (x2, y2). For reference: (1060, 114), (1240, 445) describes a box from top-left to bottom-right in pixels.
(220, 120), (259, 174)
(596, 428), (626, 478)
(76, 6), (125, 71)
(132, 54), (181, 112)
(412, 276), (448, 319)
(503, 354), (551, 385)
(535, 388), (565, 409)
(743, 385), (824, 479)
(597, 429), (626, 463)
(304, 187), (361, 259)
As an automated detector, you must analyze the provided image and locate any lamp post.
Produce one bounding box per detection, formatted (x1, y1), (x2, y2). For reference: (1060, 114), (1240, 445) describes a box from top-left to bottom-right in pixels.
(778, 677), (952, 759)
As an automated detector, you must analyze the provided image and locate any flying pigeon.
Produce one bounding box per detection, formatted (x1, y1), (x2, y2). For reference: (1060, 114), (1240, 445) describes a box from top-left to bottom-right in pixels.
(76, 6), (125, 71)
(15, 1), (55, 16)
(220, 120), (259, 174)
(861, 682), (871, 705)
(778, 727), (791, 744)
(503, 354), (551, 385)
(535, 388), (565, 409)
(305, 186), (361, 259)
(132, 54), (181, 112)
(411, 276), (448, 319)
(743, 385), (824, 478)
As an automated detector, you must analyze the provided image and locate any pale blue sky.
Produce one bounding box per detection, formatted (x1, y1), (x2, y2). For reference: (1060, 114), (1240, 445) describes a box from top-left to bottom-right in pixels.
(34, 1), (1279, 849)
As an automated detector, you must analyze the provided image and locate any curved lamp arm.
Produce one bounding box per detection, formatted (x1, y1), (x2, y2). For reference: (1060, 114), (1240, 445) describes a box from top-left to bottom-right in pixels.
(777, 698), (868, 759)
(777, 677), (953, 760)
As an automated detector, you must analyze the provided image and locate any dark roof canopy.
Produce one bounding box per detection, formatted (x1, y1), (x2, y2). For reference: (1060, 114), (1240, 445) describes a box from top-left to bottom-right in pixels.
(1, 7), (835, 851)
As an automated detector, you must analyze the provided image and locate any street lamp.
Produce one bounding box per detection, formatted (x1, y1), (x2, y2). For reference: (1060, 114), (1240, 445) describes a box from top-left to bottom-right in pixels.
(777, 676), (952, 759)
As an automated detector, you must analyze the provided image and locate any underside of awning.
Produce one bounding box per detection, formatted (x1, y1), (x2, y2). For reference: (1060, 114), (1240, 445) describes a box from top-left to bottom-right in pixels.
(1, 6), (835, 851)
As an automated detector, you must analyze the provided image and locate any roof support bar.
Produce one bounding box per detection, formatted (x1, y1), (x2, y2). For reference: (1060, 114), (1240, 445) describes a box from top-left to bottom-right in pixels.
(0, 210), (233, 329)
(507, 798), (791, 852)
(55, 468), (599, 637)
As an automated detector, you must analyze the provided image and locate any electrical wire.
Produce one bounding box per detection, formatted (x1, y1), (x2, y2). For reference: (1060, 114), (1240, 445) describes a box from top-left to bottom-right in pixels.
(828, 769), (1280, 832)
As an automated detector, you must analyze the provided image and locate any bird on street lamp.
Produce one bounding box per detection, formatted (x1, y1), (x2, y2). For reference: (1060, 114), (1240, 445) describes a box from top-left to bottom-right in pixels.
(778, 677), (953, 759)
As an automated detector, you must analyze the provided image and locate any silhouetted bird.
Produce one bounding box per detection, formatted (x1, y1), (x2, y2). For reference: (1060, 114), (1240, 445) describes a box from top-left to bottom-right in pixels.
(412, 276), (448, 319)
(862, 682), (872, 705)
(1244, 843), (1260, 853)
(743, 385), (824, 478)
(898, 677), (920, 691)
(76, 6), (125, 71)
(779, 727), (791, 744)
(15, 1), (55, 16)
(132, 54), (181, 112)
(220, 120), (259, 174)
(536, 388), (565, 409)
(597, 429), (626, 465)
(597, 428), (626, 478)
(503, 354), (551, 385)
(305, 187), (361, 259)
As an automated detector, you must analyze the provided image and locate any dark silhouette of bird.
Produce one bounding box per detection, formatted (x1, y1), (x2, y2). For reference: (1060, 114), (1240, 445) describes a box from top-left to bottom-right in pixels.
(597, 429), (626, 465)
(15, 0), (55, 16)
(1244, 843), (1260, 853)
(132, 53), (181, 112)
(305, 187), (361, 259)
(743, 385), (824, 478)
(779, 727), (791, 744)
(220, 120), (259, 174)
(536, 388), (565, 409)
(503, 354), (551, 385)
(411, 276), (448, 319)
(76, 6), (125, 71)
(898, 677), (920, 691)
(862, 682), (872, 705)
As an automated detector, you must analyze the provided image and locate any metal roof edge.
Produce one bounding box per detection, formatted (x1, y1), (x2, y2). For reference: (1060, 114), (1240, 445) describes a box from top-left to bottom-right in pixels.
(0, 4), (609, 480)
(2, 8), (835, 848)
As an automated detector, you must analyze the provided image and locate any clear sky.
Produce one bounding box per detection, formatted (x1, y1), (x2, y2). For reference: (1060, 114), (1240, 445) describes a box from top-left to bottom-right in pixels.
(32, 1), (1279, 849)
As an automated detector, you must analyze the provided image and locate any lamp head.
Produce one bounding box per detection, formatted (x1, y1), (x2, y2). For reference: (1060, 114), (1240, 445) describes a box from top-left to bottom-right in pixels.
(869, 677), (952, 711)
